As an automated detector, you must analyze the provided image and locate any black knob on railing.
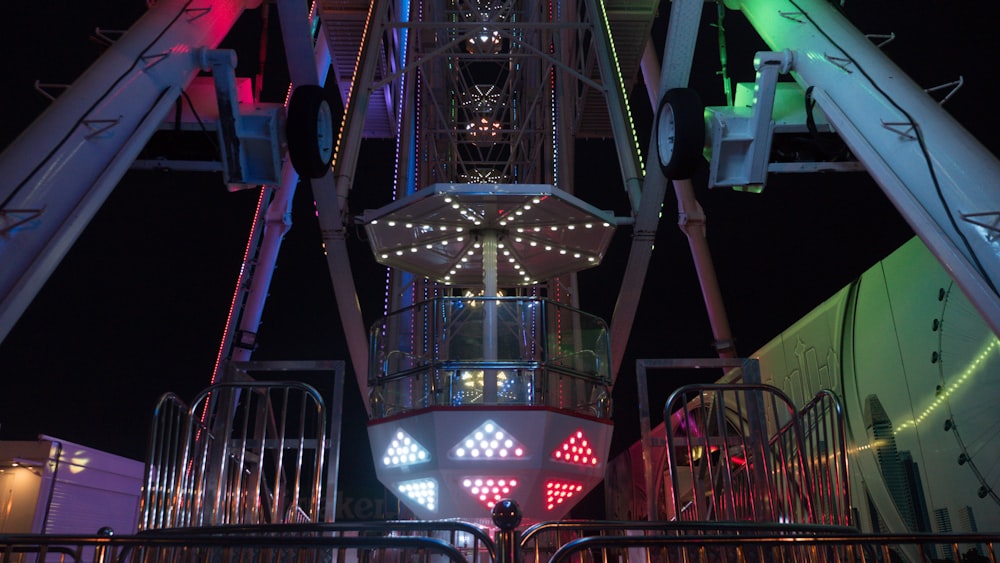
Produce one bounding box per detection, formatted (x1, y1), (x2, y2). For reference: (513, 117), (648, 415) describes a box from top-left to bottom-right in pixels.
(95, 527), (115, 563)
(492, 499), (522, 563)
(492, 498), (522, 530)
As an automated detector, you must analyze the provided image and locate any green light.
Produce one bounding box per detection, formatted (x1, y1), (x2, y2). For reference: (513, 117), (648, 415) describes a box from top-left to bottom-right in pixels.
(894, 337), (1000, 436)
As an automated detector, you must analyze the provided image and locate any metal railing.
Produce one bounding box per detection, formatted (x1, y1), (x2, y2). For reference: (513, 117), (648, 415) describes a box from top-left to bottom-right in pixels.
(0, 520), (491, 562)
(545, 531), (999, 563)
(141, 381), (328, 529)
(663, 384), (850, 525)
(141, 392), (190, 531)
(369, 296), (612, 418)
(521, 521), (860, 562)
(521, 520), (857, 561)
(794, 389), (851, 526)
(0, 531), (471, 562)
(3, 522), (1000, 562)
(144, 521), (497, 562)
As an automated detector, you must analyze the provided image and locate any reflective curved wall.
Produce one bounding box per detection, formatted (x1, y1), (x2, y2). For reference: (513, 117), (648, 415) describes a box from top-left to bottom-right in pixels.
(757, 237), (1000, 538)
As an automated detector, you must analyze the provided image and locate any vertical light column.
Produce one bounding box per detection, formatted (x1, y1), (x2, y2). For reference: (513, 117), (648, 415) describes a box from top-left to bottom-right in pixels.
(482, 229), (499, 403)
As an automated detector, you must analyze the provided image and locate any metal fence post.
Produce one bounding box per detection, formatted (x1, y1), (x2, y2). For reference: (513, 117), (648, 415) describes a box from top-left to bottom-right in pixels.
(94, 526), (114, 563)
(493, 499), (522, 563)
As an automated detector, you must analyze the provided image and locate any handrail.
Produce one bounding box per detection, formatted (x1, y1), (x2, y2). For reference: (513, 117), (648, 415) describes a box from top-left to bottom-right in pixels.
(376, 359), (609, 385)
(520, 519), (860, 542)
(141, 520), (497, 560)
(368, 295), (613, 418)
(751, 388), (849, 525)
(4, 526), (998, 563)
(370, 296), (612, 384)
(0, 533), (472, 563)
(141, 381), (329, 529)
(140, 392), (191, 531)
(369, 362), (611, 416)
(378, 357), (546, 384)
(661, 383), (848, 525)
(801, 389), (851, 526)
(0, 543), (82, 561)
(547, 532), (1000, 563)
(520, 519), (862, 560)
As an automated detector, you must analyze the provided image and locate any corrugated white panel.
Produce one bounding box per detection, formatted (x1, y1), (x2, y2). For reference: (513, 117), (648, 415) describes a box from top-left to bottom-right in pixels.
(38, 436), (144, 535)
(43, 478), (141, 535)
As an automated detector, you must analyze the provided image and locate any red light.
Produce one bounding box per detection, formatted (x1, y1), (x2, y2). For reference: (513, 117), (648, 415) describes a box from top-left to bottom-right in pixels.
(552, 429), (601, 467)
(544, 479), (584, 510)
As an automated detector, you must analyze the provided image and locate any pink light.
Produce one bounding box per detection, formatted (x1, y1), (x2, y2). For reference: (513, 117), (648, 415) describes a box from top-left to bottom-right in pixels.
(552, 429), (601, 467)
(544, 479), (584, 510)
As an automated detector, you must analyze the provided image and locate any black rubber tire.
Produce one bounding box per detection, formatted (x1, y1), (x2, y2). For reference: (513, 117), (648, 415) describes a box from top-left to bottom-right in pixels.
(655, 87), (705, 179)
(286, 84), (334, 178)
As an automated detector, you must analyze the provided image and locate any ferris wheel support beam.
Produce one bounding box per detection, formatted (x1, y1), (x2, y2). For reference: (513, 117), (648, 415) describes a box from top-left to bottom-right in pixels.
(581, 0), (645, 213)
(215, 1), (335, 382)
(0, 0), (258, 346)
(213, 2), (375, 410)
(609, 0), (707, 383)
(726, 0), (1000, 337)
(306, 0), (395, 408)
(277, 0), (323, 88)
